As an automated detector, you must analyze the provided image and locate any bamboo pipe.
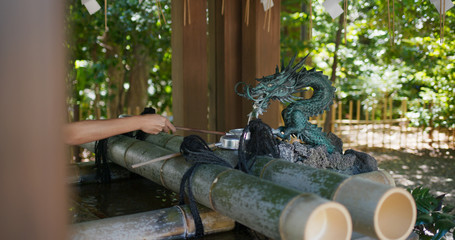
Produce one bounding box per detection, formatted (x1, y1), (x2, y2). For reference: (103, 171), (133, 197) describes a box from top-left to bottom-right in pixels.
(144, 133), (415, 240)
(81, 136), (352, 240)
(70, 205), (235, 240)
(354, 169), (395, 186)
(144, 133), (395, 186)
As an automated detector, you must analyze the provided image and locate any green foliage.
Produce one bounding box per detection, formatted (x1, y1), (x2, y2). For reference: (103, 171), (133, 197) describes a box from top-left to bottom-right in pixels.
(409, 186), (455, 239)
(281, 0), (455, 128)
(66, 0), (172, 118)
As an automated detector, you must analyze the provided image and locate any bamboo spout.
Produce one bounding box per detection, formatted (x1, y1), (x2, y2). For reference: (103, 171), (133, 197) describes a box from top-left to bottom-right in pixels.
(280, 199), (352, 240)
(333, 177), (416, 239)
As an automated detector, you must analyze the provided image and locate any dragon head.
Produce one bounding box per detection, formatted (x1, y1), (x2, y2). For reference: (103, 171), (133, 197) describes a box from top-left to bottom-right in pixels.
(235, 55), (310, 118)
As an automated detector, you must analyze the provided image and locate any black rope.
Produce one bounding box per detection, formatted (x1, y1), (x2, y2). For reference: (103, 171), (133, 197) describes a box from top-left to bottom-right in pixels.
(94, 138), (111, 183)
(237, 119), (280, 173)
(179, 135), (233, 238)
(178, 121), (278, 238)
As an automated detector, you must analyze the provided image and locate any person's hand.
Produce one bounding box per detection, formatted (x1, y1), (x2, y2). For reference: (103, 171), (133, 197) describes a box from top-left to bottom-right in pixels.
(138, 114), (176, 134)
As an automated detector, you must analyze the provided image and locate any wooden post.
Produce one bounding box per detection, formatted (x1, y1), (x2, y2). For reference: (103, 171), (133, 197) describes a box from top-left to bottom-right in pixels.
(356, 100), (360, 145)
(172, 0), (209, 138)
(365, 104), (369, 148)
(0, 1), (67, 239)
(382, 98), (387, 148)
(388, 97), (393, 148)
(400, 99), (405, 149)
(338, 101), (342, 135)
(241, 0), (281, 128)
(208, 0), (243, 133)
(372, 104), (376, 147)
(452, 128), (455, 147)
(331, 100), (336, 133)
(348, 100), (353, 145)
(403, 99), (408, 148)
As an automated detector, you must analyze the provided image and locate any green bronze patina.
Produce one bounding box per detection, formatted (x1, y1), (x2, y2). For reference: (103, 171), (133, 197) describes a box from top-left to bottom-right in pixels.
(235, 55), (336, 153)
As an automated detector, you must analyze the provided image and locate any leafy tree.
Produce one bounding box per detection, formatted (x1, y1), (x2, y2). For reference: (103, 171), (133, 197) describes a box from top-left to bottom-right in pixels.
(281, 0), (455, 128)
(66, 0), (172, 119)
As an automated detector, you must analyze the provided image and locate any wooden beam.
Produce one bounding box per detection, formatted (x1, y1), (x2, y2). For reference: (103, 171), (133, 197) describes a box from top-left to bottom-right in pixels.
(172, 0), (208, 137)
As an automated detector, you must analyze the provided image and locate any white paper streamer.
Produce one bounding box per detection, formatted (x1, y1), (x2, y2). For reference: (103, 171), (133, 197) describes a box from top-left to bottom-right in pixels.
(82, 0), (101, 15)
(323, 0), (344, 19)
(261, 0), (274, 11)
(430, 0), (454, 13)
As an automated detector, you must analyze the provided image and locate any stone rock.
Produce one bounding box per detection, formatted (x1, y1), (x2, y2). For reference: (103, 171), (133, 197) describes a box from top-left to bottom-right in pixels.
(278, 141), (378, 175)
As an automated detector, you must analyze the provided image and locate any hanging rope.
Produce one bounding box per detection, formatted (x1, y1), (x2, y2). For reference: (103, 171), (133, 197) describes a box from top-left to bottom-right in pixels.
(442, 0), (446, 43)
(95, 138), (111, 183)
(440, 0), (446, 43)
(244, 0), (250, 26)
(263, 7), (268, 29)
(262, 0), (273, 32)
(237, 119), (280, 173)
(156, 0), (166, 24)
(104, 0), (108, 32)
(179, 135), (233, 238)
(268, 3), (272, 32)
(184, 0), (192, 26)
(392, 0), (395, 46)
(221, 0), (225, 16)
(344, 0), (348, 44)
(387, 0), (391, 45)
(309, 0), (313, 39)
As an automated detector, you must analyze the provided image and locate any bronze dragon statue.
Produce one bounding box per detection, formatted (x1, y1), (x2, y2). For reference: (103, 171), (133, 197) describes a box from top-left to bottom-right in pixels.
(235, 55), (337, 153)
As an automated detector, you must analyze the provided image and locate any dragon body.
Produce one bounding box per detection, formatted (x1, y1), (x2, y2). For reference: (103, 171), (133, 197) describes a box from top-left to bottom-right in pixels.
(236, 55), (336, 153)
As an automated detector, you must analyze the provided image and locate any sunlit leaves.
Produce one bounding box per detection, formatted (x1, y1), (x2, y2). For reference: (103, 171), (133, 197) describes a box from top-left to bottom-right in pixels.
(281, 0), (454, 128)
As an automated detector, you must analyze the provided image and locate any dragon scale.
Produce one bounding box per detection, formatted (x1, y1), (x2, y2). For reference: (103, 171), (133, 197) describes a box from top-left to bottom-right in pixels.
(236, 55), (336, 153)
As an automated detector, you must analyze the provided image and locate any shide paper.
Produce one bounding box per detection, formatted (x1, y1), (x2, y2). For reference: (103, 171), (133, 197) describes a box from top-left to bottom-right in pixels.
(82, 0), (101, 15)
(323, 0), (344, 19)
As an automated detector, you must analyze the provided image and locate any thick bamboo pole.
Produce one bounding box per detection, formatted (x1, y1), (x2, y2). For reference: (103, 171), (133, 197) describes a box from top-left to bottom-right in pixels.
(145, 133), (415, 240)
(82, 136), (352, 240)
(70, 205), (235, 240)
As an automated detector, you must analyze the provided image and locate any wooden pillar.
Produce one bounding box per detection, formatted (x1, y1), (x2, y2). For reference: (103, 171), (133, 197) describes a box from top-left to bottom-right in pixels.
(172, 0), (208, 136)
(175, 0), (281, 134)
(208, 0), (244, 132)
(241, 0), (281, 128)
(0, 1), (67, 239)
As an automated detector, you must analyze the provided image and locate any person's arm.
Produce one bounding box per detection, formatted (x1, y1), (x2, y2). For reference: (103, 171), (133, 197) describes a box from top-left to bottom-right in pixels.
(63, 114), (176, 145)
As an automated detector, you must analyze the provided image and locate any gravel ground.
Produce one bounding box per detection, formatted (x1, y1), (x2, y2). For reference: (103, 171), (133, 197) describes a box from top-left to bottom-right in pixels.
(365, 148), (455, 207)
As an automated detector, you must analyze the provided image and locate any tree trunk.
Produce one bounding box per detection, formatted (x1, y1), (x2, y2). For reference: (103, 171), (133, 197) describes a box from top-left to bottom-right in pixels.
(324, 14), (344, 133)
(127, 45), (150, 113)
(106, 43), (126, 118)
